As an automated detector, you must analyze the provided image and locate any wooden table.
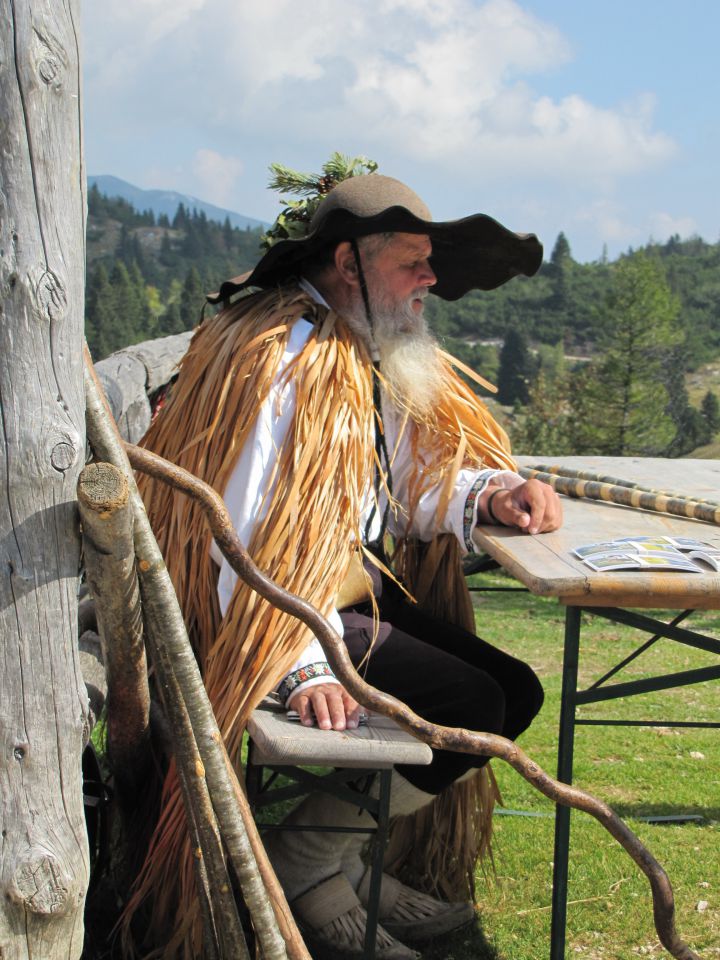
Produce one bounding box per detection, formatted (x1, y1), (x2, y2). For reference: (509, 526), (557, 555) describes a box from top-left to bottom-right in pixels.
(473, 456), (720, 959)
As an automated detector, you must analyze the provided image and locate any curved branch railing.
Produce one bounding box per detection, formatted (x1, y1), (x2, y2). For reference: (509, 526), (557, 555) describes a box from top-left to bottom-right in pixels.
(125, 441), (701, 960)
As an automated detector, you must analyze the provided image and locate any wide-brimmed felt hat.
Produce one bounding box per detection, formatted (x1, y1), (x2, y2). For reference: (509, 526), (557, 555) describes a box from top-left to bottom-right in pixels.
(207, 174), (543, 304)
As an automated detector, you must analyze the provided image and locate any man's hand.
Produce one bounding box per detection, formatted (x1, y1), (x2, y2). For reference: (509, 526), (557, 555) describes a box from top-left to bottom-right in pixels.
(287, 682), (363, 731)
(481, 479), (563, 535)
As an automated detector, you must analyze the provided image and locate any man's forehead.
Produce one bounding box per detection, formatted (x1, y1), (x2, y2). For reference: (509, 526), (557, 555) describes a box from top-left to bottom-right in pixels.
(386, 232), (432, 257)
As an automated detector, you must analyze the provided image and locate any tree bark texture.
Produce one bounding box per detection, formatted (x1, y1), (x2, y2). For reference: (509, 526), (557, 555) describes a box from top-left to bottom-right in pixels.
(77, 462), (150, 781)
(0, 2), (89, 957)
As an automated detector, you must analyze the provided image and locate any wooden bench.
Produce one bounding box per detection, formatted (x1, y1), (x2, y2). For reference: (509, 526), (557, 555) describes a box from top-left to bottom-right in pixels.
(246, 699), (433, 960)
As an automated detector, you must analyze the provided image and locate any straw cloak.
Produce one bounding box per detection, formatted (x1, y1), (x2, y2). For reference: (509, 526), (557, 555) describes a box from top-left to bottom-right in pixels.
(132, 282), (517, 953)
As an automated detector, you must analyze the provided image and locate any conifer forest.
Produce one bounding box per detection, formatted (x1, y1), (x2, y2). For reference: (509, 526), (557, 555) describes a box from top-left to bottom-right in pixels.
(85, 185), (720, 460)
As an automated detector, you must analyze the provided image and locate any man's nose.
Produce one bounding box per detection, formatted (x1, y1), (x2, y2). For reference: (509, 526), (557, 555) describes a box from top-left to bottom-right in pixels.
(419, 260), (437, 287)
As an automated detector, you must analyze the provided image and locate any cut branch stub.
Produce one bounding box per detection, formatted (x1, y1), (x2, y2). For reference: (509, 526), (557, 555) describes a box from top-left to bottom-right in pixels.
(78, 460), (129, 520)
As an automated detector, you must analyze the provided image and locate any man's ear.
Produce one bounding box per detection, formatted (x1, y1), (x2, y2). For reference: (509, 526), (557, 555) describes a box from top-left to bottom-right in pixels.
(333, 241), (360, 287)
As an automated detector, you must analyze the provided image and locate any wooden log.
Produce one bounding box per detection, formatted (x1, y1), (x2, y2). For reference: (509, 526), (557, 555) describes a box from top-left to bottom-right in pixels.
(95, 331), (193, 443)
(152, 639), (249, 960)
(0, 1), (89, 954)
(119, 331), (194, 394)
(84, 354), (301, 960)
(77, 462), (150, 778)
(95, 350), (150, 444)
(79, 465), (243, 955)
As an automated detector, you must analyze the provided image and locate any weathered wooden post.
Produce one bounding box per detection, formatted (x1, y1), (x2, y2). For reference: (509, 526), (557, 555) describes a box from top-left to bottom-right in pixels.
(0, 2), (89, 956)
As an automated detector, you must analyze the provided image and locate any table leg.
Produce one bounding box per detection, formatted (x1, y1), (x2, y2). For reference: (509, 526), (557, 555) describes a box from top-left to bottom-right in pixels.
(363, 768), (392, 960)
(550, 605), (581, 960)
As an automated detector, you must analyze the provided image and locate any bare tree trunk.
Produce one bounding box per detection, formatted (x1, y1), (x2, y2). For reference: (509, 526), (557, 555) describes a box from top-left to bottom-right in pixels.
(0, 2), (88, 957)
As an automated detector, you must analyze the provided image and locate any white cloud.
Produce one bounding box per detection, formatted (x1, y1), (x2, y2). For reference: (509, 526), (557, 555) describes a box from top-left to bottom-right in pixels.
(564, 200), (700, 257)
(649, 212), (698, 242)
(84, 0), (675, 187)
(82, 0), (206, 85)
(191, 149), (244, 206)
(571, 199), (643, 247)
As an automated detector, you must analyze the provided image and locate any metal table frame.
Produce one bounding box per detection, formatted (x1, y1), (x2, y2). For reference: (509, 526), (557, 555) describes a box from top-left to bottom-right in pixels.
(550, 604), (720, 959)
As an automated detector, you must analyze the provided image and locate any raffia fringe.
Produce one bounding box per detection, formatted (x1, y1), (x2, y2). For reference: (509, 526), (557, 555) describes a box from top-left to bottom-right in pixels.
(383, 765), (501, 901)
(124, 283), (515, 955)
(123, 287), (375, 955)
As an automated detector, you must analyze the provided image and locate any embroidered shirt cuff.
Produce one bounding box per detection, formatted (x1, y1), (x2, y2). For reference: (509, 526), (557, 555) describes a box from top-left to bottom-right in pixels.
(276, 663), (338, 706)
(462, 470), (496, 551)
(463, 469), (526, 551)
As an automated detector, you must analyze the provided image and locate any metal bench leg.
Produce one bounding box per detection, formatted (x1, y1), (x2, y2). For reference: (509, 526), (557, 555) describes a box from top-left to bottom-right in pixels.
(245, 742), (263, 811)
(550, 605), (581, 960)
(362, 768), (392, 960)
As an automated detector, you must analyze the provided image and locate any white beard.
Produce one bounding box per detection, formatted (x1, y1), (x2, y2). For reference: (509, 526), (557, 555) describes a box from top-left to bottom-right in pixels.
(346, 285), (444, 420)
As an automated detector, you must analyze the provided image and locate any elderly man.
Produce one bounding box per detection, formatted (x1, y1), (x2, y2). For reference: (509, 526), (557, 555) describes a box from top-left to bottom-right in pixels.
(136, 166), (562, 960)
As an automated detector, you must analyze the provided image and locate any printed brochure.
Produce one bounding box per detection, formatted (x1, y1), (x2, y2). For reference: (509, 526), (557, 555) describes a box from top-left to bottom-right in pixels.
(572, 536), (720, 573)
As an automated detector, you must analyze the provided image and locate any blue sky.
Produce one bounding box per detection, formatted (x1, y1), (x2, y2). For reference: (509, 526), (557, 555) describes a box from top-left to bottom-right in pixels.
(83, 0), (719, 263)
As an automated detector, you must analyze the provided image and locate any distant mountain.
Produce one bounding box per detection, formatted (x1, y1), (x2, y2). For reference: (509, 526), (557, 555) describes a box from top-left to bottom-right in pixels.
(88, 174), (268, 231)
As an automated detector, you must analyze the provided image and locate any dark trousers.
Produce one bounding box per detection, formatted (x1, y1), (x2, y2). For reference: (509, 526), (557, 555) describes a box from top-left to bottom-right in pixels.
(340, 586), (543, 795)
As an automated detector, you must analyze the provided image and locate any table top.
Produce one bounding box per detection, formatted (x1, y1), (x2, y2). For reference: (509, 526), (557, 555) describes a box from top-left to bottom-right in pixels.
(473, 457), (720, 609)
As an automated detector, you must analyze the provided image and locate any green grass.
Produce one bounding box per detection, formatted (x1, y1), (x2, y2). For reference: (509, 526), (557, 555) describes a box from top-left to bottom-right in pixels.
(685, 440), (720, 460)
(422, 572), (719, 960)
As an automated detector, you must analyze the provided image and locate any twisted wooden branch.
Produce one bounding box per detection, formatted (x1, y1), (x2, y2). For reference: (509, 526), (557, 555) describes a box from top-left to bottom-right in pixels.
(520, 466), (720, 526)
(124, 441), (701, 960)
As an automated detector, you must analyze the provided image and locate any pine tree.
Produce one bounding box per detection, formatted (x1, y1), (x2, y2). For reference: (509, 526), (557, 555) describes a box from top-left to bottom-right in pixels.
(172, 202), (188, 230)
(550, 232), (572, 268)
(88, 182), (104, 217)
(576, 255), (682, 456)
(117, 223), (146, 272)
(701, 390), (720, 437)
(159, 232), (175, 267)
(85, 263), (114, 360)
(179, 267), (206, 331)
(223, 215), (234, 250)
(510, 371), (574, 456)
(662, 348), (708, 455)
(128, 261), (154, 338)
(544, 232), (574, 343)
(497, 328), (533, 405)
(181, 216), (203, 258)
(158, 300), (184, 336)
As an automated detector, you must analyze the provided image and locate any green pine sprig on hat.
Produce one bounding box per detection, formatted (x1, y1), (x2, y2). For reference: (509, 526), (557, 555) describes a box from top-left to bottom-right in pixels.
(260, 152), (378, 251)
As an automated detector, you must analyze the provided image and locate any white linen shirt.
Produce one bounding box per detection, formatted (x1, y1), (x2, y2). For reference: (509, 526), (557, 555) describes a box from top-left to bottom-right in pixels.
(210, 282), (524, 702)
